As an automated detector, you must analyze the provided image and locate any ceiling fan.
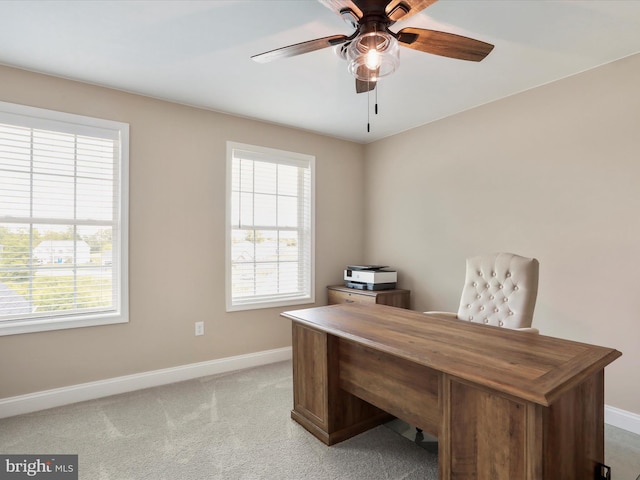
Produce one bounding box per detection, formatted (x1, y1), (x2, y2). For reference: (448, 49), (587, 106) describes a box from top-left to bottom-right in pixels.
(251, 0), (494, 94)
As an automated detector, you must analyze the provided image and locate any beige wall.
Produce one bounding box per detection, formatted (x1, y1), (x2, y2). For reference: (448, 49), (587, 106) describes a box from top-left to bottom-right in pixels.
(2, 53), (639, 419)
(364, 53), (640, 415)
(0, 65), (366, 398)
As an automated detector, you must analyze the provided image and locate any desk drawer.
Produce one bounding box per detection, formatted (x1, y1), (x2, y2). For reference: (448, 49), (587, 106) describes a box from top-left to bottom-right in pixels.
(328, 289), (376, 305)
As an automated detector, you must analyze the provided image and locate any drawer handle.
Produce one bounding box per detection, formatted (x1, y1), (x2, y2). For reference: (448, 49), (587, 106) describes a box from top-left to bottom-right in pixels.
(345, 299), (354, 303)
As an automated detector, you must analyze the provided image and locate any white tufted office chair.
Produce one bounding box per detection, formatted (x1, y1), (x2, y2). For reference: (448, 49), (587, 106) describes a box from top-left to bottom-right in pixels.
(425, 252), (540, 333)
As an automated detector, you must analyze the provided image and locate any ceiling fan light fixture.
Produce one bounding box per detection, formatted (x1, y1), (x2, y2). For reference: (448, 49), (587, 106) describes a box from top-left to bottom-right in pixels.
(346, 31), (399, 82)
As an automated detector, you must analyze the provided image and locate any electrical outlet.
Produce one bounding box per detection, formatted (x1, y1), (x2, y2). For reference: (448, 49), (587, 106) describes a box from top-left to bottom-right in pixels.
(195, 321), (204, 336)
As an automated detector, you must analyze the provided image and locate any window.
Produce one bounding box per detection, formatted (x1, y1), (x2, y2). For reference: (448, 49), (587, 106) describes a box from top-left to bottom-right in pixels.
(0, 101), (128, 335)
(226, 142), (314, 311)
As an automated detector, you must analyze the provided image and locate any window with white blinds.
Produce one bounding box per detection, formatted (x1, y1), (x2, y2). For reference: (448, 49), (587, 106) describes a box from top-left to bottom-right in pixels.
(226, 142), (315, 311)
(0, 101), (129, 335)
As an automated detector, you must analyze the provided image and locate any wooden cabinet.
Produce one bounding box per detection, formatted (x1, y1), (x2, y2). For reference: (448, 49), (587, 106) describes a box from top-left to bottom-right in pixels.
(327, 285), (410, 309)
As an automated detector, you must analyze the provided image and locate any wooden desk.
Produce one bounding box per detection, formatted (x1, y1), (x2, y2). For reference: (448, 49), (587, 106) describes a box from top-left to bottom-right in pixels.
(281, 303), (621, 480)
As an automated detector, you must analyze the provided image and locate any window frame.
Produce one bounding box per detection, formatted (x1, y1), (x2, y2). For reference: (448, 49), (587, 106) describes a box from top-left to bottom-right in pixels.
(225, 141), (315, 312)
(0, 101), (129, 336)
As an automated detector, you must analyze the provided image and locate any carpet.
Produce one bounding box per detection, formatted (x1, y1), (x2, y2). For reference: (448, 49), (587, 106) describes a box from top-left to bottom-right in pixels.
(0, 361), (438, 479)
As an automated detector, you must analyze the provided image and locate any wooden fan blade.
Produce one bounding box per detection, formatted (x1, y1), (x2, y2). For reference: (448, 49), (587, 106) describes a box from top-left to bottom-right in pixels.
(318, 0), (436, 24)
(318, 0), (363, 19)
(251, 35), (349, 64)
(397, 27), (494, 62)
(356, 78), (377, 93)
(386, 0), (438, 22)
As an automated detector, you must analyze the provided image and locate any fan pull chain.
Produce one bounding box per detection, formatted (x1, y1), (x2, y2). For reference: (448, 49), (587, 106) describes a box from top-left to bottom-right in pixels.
(375, 86), (378, 115)
(367, 87), (371, 132)
(366, 82), (379, 132)
(372, 24), (377, 124)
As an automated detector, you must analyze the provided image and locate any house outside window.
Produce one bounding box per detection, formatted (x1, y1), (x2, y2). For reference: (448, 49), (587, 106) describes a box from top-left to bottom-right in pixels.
(0, 101), (129, 335)
(226, 142), (315, 311)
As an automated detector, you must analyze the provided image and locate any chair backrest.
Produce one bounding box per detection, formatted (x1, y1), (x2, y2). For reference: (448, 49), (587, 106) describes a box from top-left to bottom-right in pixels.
(456, 253), (539, 329)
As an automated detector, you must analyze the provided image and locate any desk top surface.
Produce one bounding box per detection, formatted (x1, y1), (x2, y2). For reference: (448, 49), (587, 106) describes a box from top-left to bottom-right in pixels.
(281, 303), (621, 406)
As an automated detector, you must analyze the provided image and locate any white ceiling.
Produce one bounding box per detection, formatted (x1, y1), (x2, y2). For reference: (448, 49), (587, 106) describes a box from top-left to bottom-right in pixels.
(1, 0), (640, 144)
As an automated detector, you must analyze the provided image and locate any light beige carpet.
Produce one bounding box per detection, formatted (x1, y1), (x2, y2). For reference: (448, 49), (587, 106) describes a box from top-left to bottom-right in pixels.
(0, 361), (438, 479)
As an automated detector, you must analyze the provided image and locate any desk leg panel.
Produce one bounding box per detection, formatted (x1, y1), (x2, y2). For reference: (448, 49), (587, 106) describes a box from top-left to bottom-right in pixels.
(292, 323), (329, 431)
(291, 323), (390, 446)
(448, 379), (529, 480)
(439, 375), (452, 480)
(542, 370), (605, 480)
(445, 371), (605, 480)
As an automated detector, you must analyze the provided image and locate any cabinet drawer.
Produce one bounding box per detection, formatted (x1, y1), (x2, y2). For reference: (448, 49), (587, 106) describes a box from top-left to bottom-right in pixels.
(328, 289), (376, 305)
(327, 285), (411, 309)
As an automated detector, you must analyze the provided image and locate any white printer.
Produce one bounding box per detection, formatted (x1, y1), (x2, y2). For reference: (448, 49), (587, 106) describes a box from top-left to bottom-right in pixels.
(344, 265), (397, 290)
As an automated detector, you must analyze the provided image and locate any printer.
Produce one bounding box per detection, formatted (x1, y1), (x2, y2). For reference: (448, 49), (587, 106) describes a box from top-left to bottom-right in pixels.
(344, 265), (397, 290)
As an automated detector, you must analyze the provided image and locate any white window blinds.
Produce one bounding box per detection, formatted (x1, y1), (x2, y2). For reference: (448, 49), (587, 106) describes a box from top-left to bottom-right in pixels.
(0, 101), (128, 335)
(226, 142), (315, 311)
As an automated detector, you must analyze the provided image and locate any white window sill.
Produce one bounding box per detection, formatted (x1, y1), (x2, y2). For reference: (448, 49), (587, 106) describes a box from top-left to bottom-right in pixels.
(0, 312), (128, 336)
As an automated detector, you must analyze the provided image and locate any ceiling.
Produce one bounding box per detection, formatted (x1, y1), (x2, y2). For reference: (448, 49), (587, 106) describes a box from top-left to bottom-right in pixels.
(1, 1), (640, 144)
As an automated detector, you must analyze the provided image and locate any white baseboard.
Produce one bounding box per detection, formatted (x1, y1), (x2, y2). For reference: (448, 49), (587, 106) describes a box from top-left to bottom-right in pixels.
(605, 404), (640, 436)
(0, 346), (292, 419)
